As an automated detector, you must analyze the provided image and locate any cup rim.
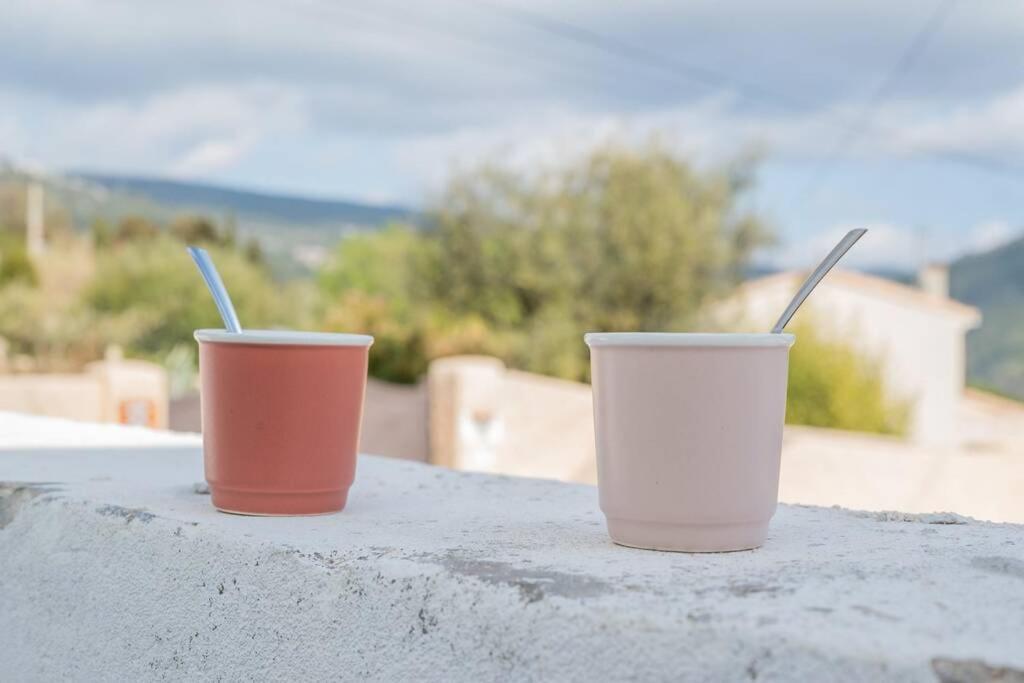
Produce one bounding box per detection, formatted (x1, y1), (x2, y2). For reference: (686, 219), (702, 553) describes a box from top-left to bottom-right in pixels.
(194, 329), (374, 347)
(584, 332), (795, 348)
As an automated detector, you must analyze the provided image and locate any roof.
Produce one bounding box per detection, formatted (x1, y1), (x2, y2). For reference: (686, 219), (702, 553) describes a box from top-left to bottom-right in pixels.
(962, 387), (1024, 415)
(737, 269), (981, 324)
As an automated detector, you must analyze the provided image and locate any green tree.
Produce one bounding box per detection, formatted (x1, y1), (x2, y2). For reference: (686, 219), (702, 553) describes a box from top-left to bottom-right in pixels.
(84, 236), (302, 358)
(422, 143), (771, 380)
(91, 218), (113, 248)
(318, 225), (490, 382)
(114, 215), (160, 243)
(169, 215), (222, 245)
(319, 225), (427, 309)
(0, 233), (37, 287)
(317, 143), (771, 383)
(244, 237), (264, 266)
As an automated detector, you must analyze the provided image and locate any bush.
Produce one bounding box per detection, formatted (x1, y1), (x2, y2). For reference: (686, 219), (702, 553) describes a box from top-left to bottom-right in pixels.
(0, 233), (37, 287)
(84, 236), (304, 358)
(786, 320), (909, 435)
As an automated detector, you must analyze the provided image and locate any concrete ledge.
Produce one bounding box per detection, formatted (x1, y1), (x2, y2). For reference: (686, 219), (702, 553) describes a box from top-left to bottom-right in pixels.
(2, 424), (1024, 681)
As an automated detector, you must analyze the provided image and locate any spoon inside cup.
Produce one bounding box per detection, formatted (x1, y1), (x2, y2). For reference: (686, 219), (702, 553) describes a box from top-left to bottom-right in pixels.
(770, 228), (867, 334)
(187, 246), (243, 333)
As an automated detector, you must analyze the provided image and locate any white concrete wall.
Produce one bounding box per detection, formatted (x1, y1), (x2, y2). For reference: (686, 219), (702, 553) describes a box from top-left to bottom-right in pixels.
(2, 417), (1023, 682)
(780, 425), (1024, 524)
(425, 356), (1024, 523)
(428, 357), (594, 482)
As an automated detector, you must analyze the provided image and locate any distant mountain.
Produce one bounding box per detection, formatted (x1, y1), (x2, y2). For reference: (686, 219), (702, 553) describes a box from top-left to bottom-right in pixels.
(747, 263), (916, 285)
(72, 173), (415, 227)
(951, 235), (1024, 400)
(0, 164), (419, 275)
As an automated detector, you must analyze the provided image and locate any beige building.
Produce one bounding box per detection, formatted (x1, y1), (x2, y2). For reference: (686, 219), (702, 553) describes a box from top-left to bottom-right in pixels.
(0, 345), (168, 429)
(713, 267), (981, 446)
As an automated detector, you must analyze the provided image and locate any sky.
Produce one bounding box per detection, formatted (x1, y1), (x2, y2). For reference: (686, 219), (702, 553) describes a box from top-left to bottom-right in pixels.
(2, 0), (1023, 270)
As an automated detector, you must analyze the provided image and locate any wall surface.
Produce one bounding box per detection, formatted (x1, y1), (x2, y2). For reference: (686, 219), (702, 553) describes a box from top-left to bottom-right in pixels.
(424, 359), (1024, 523)
(2, 414), (1023, 682)
(0, 374), (103, 421)
(779, 425), (1024, 524)
(714, 271), (978, 446)
(0, 357), (167, 427)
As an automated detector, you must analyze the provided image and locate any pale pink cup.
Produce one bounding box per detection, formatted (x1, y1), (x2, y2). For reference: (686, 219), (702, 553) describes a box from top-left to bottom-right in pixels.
(585, 332), (795, 552)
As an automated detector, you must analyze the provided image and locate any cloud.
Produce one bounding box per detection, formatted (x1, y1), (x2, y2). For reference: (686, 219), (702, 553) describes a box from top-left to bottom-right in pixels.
(766, 218), (1023, 272)
(3, 0), (1023, 145)
(3, 82), (306, 176)
(1, 0), (1023, 265)
(964, 220), (1020, 255)
(892, 87), (1024, 158)
(768, 222), (931, 271)
(171, 139), (251, 176)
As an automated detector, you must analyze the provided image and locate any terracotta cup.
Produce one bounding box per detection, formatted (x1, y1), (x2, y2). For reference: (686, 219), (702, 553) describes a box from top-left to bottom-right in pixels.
(195, 329), (373, 515)
(585, 332), (795, 552)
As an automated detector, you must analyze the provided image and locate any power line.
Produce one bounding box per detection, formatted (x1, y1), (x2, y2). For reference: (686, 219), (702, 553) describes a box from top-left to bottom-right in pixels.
(466, 1), (1023, 182)
(468, 0), (807, 112)
(286, 0), (1022, 183)
(799, 0), (958, 202)
(291, 0), (625, 97)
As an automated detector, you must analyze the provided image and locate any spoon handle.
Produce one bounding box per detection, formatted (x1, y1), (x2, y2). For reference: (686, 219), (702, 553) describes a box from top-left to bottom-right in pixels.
(771, 228), (867, 334)
(187, 246), (243, 333)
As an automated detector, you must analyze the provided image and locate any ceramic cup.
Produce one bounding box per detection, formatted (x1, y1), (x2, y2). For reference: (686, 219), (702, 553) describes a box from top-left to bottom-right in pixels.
(585, 332), (795, 552)
(195, 329), (373, 515)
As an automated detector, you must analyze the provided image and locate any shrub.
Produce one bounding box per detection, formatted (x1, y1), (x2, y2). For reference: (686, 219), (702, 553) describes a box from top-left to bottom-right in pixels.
(84, 236), (303, 358)
(786, 320), (910, 435)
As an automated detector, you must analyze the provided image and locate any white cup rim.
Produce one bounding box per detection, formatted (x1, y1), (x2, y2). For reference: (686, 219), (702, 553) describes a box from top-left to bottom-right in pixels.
(194, 329), (374, 347)
(585, 332), (795, 348)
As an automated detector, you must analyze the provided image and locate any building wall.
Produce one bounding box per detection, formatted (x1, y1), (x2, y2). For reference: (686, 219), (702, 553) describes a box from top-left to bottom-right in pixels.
(428, 356), (594, 482)
(714, 273), (973, 445)
(423, 356), (1024, 523)
(0, 375), (105, 422)
(0, 355), (167, 429)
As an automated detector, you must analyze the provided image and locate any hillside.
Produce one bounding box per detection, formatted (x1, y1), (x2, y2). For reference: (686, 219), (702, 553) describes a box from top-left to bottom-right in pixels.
(951, 235), (1024, 400)
(0, 163), (417, 275)
(73, 173), (415, 227)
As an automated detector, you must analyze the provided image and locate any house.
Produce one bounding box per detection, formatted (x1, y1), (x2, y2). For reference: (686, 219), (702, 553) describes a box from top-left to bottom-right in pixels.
(711, 266), (982, 446)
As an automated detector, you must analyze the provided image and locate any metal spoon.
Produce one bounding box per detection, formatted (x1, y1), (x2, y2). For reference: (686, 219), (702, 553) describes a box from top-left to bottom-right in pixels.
(771, 228), (867, 334)
(187, 246), (243, 333)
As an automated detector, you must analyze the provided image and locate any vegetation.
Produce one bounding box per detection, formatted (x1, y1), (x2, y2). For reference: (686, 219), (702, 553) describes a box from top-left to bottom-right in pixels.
(785, 319), (910, 434)
(952, 235), (1024, 401)
(319, 144), (770, 382)
(84, 237), (301, 358)
(0, 207), (304, 380)
(0, 145), (913, 434)
(0, 231), (37, 287)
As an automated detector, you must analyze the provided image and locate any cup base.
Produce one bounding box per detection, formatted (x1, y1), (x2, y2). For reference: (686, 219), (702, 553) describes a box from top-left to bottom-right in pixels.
(606, 517), (769, 553)
(210, 487), (349, 516)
